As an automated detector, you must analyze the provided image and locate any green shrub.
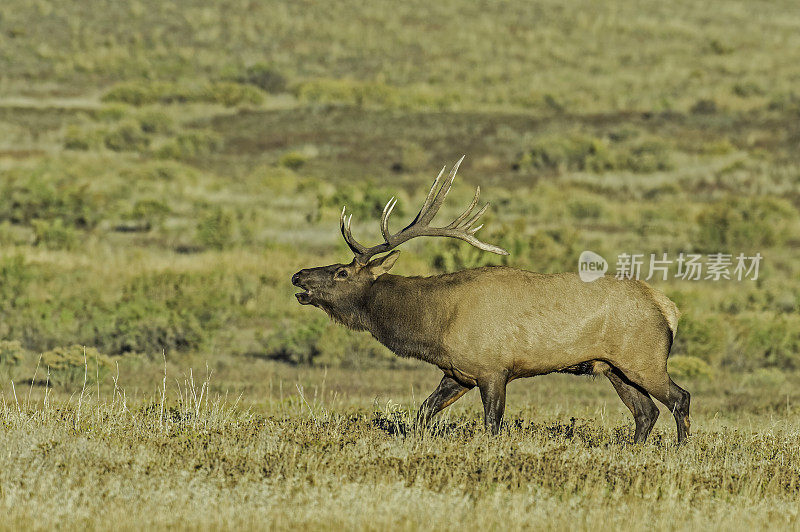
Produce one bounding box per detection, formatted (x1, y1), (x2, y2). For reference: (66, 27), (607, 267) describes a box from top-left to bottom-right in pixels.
(107, 300), (206, 355)
(137, 109), (174, 134)
(261, 319), (326, 365)
(767, 92), (800, 113)
(32, 218), (81, 250)
(119, 199), (172, 231)
(94, 104), (129, 122)
(516, 134), (672, 174)
(0, 174), (105, 230)
(235, 63), (287, 93)
(732, 81), (765, 97)
(42, 345), (113, 388)
(734, 314), (800, 371)
(0, 261), (261, 357)
(517, 135), (611, 173)
(314, 325), (394, 367)
(699, 139), (735, 156)
(521, 228), (582, 272)
(196, 207), (236, 250)
(0, 221), (19, 246)
(103, 270), (245, 354)
(696, 197), (796, 251)
(260, 319), (393, 366)
(202, 82), (265, 107)
(670, 313), (726, 364)
(624, 140), (672, 172)
(0, 255), (32, 311)
(741, 367), (787, 388)
(0, 340), (26, 370)
(104, 120), (150, 152)
(102, 82), (158, 106)
(318, 183), (406, 220)
(63, 126), (90, 150)
(279, 151), (307, 170)
(131, 199), (171, 220)
(64, 125), (103, 151)
(399, 86), (462, 110)
(667, 356), (713, 380)
(691, 99), (718, 114)
(567, 198), (605, 220)
(428, 222), (583, 274)
(155, 130), (221, 160)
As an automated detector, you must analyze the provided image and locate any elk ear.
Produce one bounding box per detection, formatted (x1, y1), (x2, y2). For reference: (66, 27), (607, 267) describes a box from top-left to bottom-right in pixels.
(366, 250), (400, 278)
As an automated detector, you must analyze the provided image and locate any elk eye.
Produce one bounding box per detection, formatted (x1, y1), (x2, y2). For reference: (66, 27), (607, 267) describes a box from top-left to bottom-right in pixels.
(334, 269), (348, 279)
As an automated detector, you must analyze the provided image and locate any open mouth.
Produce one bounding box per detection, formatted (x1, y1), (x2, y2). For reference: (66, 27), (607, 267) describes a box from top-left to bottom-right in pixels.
(292, 275), (313, 305)
(295, 289), (312, 304)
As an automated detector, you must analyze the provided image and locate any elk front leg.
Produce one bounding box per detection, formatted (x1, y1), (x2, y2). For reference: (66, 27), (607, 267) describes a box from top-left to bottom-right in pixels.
(416, 375), (472, 427)
(478, 376), (507, 435)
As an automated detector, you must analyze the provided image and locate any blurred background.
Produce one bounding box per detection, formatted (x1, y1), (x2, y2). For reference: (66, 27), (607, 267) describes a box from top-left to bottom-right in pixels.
(0, 0), (799, 398)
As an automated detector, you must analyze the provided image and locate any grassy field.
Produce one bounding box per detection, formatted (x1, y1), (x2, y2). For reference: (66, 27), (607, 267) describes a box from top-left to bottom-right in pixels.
(3, 363), (800, 530)
(1, 0), (800, 529)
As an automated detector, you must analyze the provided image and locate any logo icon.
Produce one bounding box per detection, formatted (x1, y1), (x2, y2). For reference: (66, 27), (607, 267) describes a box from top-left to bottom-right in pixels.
(578, 250), (607, 282)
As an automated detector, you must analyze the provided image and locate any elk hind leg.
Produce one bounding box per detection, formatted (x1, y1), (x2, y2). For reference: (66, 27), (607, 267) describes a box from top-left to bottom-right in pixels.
(665, 377), (691, 443)
(605, 368), (659, 443)
(628, 369), (691, 444)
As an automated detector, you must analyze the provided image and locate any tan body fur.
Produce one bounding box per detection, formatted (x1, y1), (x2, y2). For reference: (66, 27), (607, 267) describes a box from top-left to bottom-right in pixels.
(364, 267), (677, 397)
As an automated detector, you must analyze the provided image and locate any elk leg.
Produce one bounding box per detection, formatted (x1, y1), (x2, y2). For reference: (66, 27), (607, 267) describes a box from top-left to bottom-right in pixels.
(416, 375), (472, 427)
(605, 368), (659, 443)
(635, 373), (691, 444)
(665, 377), (691, 443)
(478, 377), (507, 435)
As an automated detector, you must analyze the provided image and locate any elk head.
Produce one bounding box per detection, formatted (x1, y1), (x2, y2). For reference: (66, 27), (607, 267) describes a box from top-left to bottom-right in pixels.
(291, 156), (508, 322)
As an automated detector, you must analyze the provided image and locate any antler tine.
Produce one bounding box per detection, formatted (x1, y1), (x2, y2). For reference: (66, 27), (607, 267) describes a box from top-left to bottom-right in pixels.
(461, 202), (490, 231)
(380, 197), (397, 242)
(445, 186), (481, 229)
(414, 165), (447, 224)
(459, 235), (509, 255)
(419, 155), (464, 225)
(447, 200), (506, 255)
(340, 206), (369, 255)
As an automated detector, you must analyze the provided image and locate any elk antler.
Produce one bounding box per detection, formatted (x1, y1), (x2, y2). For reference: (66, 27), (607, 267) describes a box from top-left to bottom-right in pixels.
(340, 156), (509, 264)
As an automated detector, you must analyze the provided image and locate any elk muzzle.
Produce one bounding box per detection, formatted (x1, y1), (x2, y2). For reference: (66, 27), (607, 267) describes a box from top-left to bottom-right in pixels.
(292, 270), (313, 305)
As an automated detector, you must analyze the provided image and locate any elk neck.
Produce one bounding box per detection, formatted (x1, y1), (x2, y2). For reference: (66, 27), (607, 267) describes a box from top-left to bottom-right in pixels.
(357, 273), (452, 365)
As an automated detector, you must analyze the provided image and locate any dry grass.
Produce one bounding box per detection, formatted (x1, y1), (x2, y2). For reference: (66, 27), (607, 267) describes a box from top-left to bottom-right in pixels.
(2, 361), (799, 530)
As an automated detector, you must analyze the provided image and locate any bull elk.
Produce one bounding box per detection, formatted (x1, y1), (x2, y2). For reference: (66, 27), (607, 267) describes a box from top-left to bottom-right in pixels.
(292, 157), (691, 443)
